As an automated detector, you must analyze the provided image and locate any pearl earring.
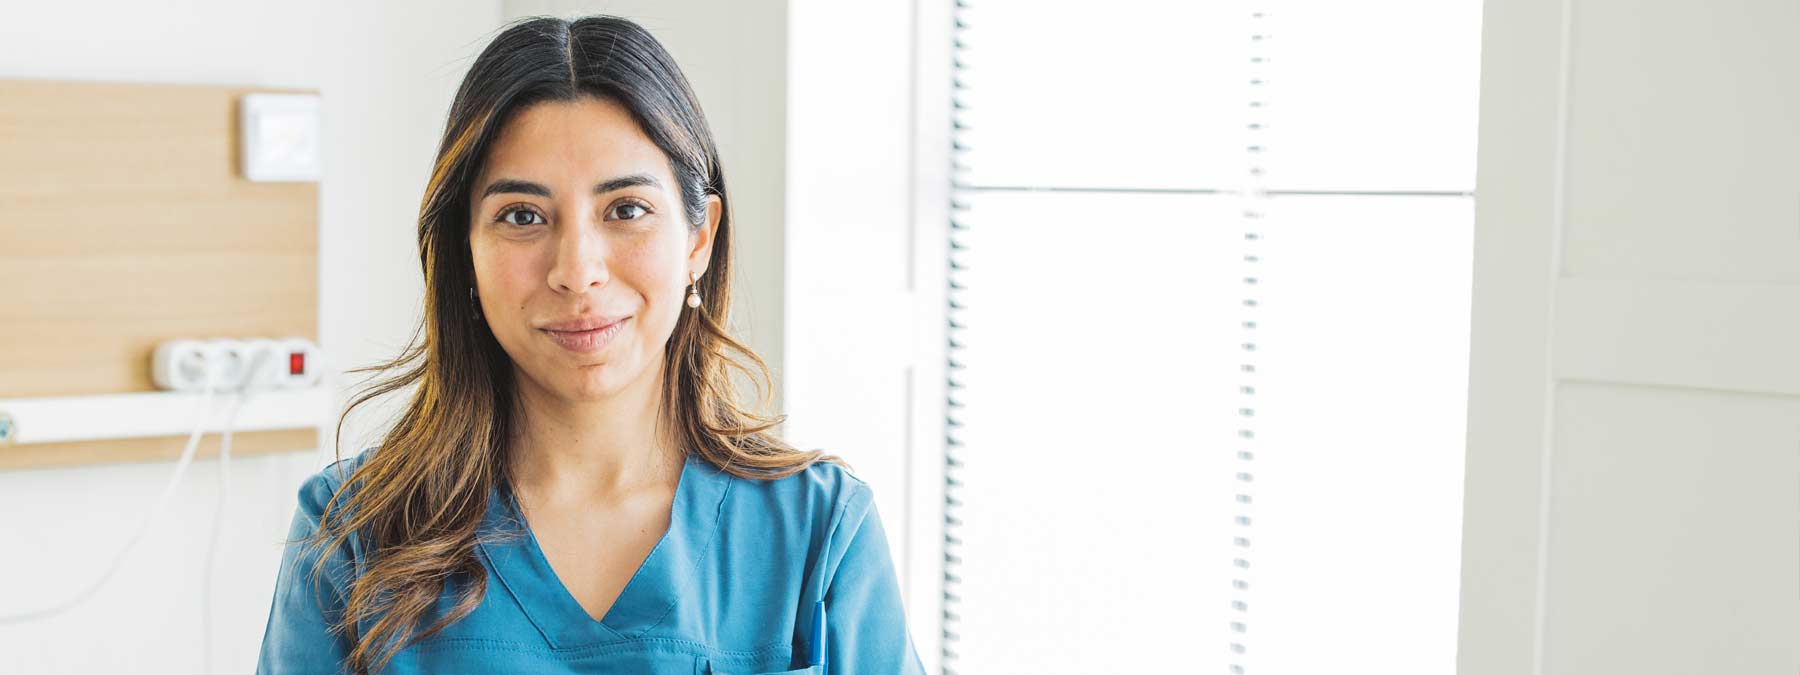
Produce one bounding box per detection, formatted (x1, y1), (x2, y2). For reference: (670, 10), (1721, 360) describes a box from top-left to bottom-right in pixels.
(686, 271), (702, 308)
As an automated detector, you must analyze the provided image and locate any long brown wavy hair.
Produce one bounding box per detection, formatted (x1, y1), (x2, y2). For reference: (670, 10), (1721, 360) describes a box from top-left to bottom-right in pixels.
(295, 15), (847, 674)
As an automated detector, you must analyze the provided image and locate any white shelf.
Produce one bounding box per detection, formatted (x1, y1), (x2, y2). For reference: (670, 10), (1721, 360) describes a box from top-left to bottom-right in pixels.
(0, 387), (327, 445)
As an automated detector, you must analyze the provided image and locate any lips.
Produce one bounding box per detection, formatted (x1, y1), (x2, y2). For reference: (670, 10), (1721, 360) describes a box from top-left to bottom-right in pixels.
(540, 314), (630, 332)
(540, 316), (629, 353)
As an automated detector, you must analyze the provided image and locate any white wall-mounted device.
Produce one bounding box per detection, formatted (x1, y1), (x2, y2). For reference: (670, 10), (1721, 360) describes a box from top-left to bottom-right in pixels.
(238, 92), (322, 182)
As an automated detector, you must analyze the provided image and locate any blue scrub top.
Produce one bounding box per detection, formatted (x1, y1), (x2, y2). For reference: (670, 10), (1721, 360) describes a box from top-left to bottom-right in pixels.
(257, 448), (926, 674)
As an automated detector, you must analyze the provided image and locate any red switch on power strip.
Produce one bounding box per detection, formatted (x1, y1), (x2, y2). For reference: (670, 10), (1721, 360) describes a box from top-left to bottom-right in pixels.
(272, 336), (321, 388)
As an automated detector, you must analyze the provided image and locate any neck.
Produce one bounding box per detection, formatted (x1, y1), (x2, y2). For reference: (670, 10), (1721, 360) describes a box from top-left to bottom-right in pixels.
(505, 358), (682, 506)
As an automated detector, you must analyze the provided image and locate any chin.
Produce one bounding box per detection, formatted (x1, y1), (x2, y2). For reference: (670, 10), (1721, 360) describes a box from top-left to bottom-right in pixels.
(564, 362), (638, 399)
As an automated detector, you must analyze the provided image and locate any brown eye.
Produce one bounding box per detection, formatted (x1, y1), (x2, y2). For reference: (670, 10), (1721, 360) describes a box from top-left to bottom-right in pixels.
(610, 201), (650, 221)
(497, 207), (543, 227)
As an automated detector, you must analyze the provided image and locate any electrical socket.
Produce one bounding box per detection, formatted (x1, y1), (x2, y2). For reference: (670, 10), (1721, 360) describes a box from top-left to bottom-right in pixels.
(152, 337), (322, 392)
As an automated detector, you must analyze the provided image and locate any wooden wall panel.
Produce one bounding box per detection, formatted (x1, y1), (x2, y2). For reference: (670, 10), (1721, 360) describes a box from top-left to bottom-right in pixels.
(0, 78), (319, 469)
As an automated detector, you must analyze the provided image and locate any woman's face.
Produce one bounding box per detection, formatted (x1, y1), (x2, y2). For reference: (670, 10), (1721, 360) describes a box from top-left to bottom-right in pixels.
(468, 96), (719, 404)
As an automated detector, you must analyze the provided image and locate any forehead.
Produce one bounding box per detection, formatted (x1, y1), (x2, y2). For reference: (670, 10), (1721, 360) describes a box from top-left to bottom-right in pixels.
(474, 96), (670, 191)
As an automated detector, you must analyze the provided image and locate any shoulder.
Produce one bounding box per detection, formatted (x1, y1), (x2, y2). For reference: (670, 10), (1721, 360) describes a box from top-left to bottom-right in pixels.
(719, 455), (871, 508)
(295, 446), (378, 516)
(708, 454), (876, 539)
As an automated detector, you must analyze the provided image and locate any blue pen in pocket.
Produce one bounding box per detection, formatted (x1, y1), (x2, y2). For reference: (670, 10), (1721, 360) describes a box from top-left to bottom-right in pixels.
(808, 599), (827, 672)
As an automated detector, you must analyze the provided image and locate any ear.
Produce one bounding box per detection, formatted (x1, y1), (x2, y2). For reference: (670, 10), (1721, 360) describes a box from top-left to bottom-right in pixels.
(687, 193), (722, 276)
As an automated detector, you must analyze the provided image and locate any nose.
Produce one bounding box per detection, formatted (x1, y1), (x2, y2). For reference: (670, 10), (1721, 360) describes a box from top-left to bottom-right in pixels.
(545, 210), (609, 294)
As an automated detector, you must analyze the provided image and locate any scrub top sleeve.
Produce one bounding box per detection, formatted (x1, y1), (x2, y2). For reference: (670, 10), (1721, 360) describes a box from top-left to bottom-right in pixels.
(822, 484), (928, 675)
(256, 468), (357, 675)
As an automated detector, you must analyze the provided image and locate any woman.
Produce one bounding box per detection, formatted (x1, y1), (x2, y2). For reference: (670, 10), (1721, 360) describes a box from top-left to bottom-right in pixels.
(257, 15), (924, 675)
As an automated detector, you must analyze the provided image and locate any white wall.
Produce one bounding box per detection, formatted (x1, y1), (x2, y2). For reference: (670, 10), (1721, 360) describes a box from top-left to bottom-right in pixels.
(1459, 1), (1800, 673)
(0, 1), (502, 672)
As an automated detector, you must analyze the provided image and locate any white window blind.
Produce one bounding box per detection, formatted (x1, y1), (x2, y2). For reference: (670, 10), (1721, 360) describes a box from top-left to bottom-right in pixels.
(941, 2), (1482, 673)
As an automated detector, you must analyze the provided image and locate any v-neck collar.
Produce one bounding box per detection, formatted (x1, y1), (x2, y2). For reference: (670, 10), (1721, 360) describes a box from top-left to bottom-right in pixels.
(477, 451), (734, 648)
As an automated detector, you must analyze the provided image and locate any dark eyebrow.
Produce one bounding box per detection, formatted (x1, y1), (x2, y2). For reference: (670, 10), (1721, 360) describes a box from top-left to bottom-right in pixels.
(478, 173), (662, 200)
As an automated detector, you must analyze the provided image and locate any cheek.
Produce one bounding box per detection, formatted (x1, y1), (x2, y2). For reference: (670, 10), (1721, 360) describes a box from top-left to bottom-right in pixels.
(470, 241), (539, 313)
(618, 232), (691, 299)
(616, 252), (682, 306)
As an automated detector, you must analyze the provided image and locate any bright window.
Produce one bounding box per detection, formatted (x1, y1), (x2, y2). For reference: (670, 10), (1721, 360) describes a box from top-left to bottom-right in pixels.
(942, 2), (1482, 672)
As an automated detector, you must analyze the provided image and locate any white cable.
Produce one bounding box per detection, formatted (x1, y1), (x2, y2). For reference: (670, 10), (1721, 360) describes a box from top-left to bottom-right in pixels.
(200, 349), (269, 675)
(0, 357), (221, 624)
(200, 385), (242, 675)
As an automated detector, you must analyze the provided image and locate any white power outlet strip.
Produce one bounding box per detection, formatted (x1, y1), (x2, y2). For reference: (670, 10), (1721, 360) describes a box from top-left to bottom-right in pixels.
(151, 336), (322, 392)
(0, 337), (326, 447)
